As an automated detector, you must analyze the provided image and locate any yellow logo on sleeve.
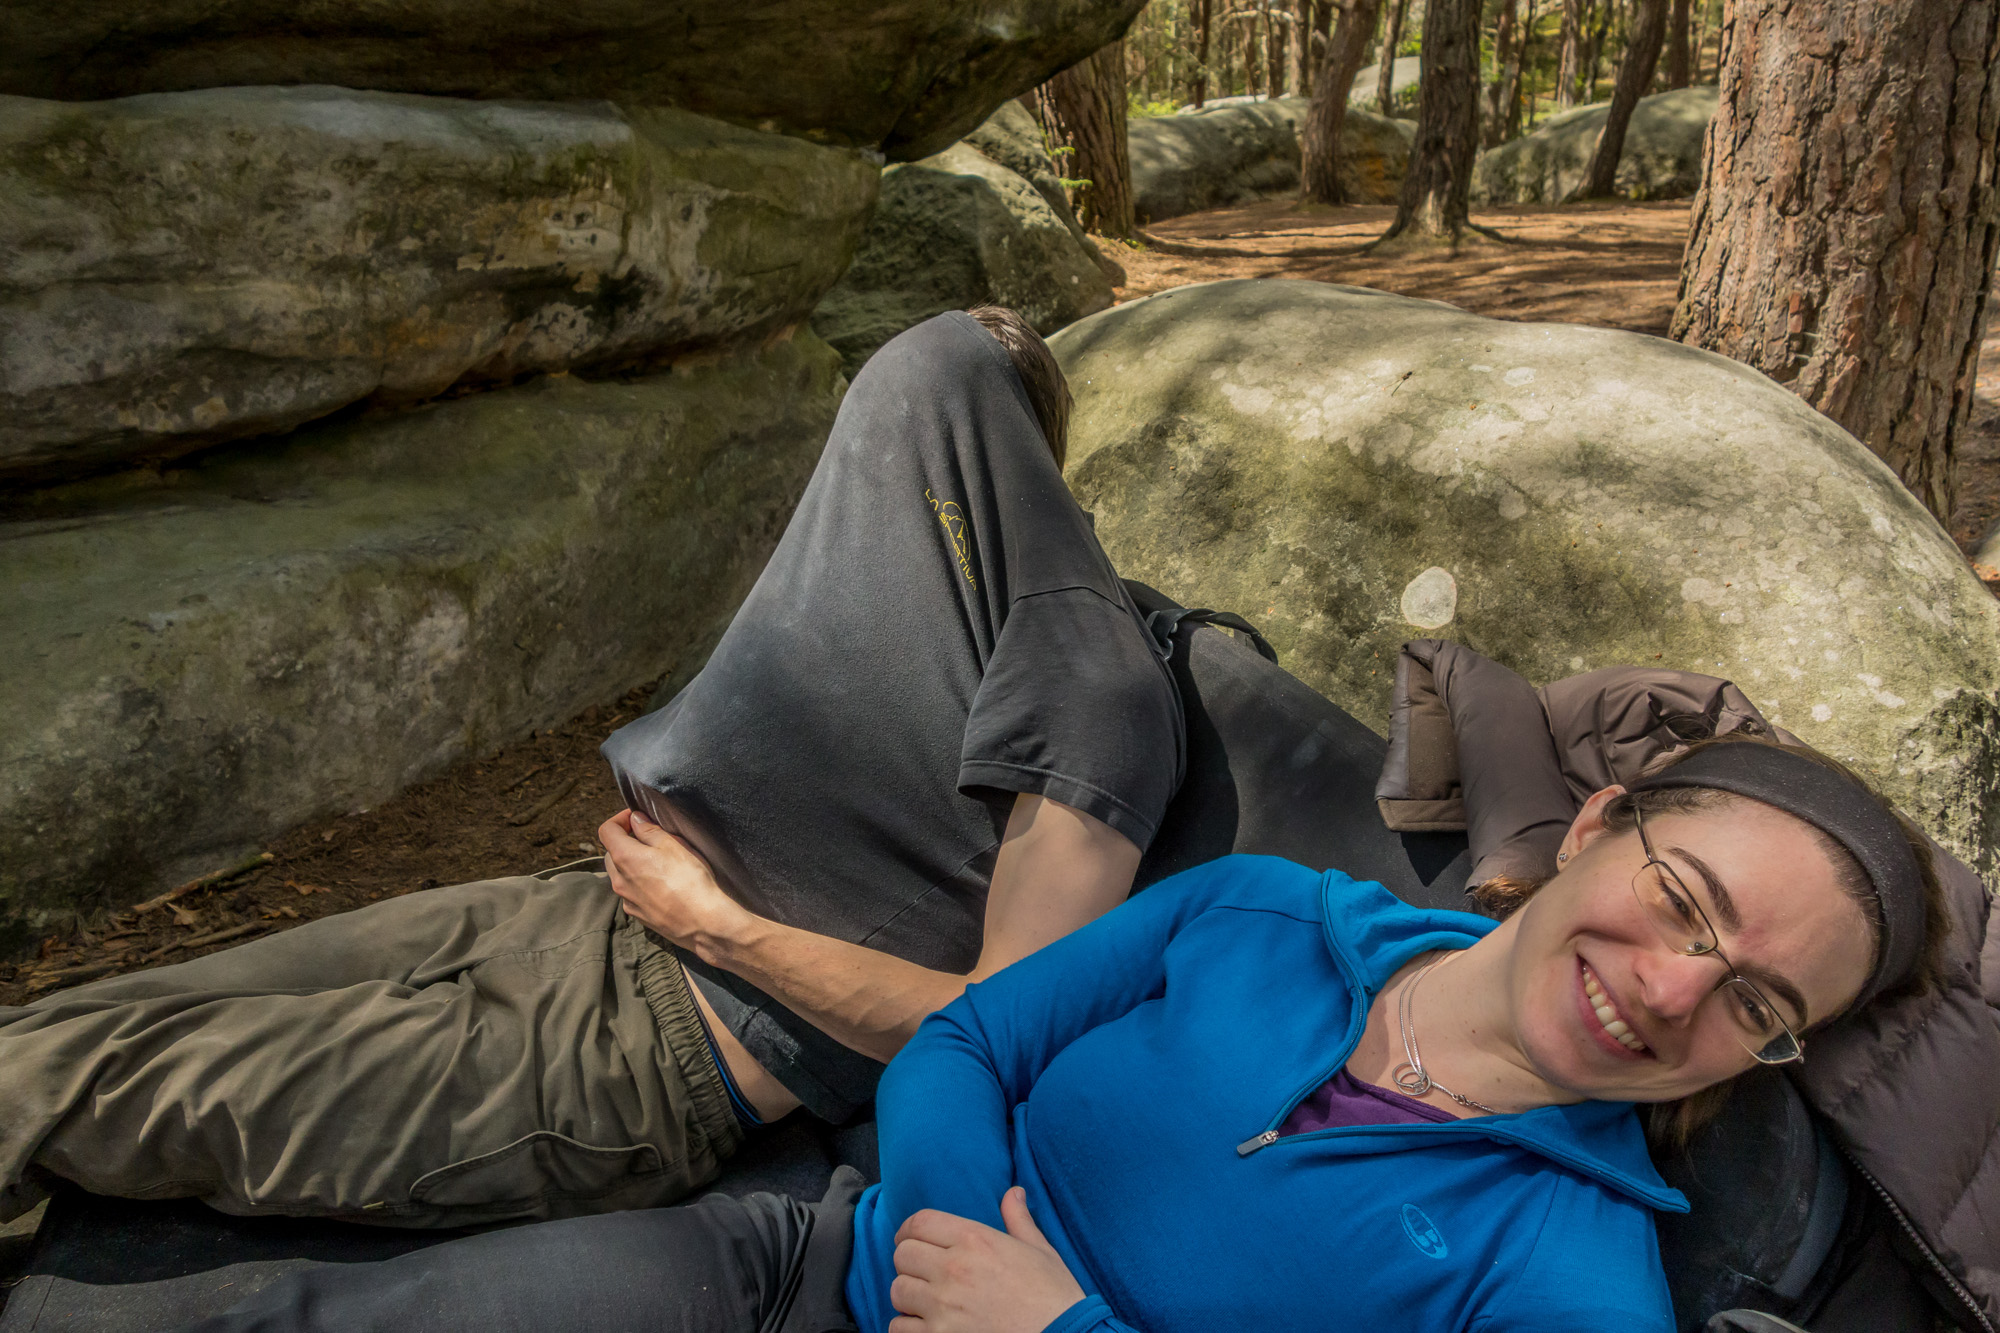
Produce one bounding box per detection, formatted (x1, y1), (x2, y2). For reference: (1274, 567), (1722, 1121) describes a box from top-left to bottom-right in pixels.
(926, 488), (978, 589)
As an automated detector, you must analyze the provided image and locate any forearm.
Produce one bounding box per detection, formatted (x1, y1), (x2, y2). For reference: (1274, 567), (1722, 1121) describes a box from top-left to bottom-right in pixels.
(689, 914), (969, 1064)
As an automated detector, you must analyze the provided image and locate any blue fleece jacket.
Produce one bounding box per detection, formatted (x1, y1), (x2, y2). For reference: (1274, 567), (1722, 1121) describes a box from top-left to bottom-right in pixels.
(846, 854), (1687, 1333)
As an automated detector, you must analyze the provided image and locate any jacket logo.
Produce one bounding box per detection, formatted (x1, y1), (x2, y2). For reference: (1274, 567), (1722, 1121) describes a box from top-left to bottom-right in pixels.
(1400, 1203), (1448, 1260)
(926, 488), (977, 589)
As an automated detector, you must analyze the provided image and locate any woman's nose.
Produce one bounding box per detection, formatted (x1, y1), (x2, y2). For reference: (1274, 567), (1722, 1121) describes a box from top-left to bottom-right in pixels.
(1632, 947), (1727, 1024)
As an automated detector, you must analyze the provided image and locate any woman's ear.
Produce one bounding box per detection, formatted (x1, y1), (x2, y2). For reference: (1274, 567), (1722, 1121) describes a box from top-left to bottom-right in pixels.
(1558, 785), (1628, 867)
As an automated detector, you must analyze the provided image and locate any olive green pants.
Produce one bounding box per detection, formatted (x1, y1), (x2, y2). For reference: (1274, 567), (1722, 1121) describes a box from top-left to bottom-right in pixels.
(0, 862), (742, 1227)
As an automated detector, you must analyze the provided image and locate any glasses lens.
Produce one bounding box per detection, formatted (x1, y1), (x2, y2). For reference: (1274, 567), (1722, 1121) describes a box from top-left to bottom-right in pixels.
(1718, 977), (1802, 1064)
(1632, 863), (1716, 956)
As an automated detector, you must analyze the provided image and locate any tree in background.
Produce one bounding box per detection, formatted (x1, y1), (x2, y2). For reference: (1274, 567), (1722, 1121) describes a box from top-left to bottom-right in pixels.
(1301, 0), (1388, 202)
(1377, 0), (1412, 114)
(1664, 0), (1693, 88)
(1673, 0), (2000, 520)
(1555, 0), (1584, 107)
(1480, 0), (1519, 148)
(1573, 0), (1666, 198)
(1037, 41), (1137, 238)
(1381, 0), (1482, 241)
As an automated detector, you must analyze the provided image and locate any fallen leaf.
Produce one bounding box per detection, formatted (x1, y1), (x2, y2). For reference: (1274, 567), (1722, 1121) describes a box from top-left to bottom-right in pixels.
(286, 880), (331, 896)
(171, 903), (200, 928)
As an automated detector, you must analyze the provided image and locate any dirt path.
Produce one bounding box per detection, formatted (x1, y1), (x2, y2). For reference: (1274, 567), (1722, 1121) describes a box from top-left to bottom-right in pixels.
(7, 198), (1997, 1000)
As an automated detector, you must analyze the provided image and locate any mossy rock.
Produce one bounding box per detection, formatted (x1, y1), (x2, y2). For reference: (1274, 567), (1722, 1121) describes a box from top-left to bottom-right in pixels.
(1472, 86), (1718, 204)
(1051, 279), (2000, 877)
(0, 335), (843, 955)
(1131, 98), (1415, 223)
(811, 116), (1115, 375)
(0, 88), (878, 484)
(0, 0), (1147, 162)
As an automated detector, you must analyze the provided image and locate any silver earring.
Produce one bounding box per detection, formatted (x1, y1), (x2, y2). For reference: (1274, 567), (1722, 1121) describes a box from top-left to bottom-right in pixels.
(1557, 851), (1569, 864)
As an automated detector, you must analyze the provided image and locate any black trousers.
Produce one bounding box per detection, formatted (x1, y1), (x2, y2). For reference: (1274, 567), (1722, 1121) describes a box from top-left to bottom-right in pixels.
(177, 1169), (864, 1333)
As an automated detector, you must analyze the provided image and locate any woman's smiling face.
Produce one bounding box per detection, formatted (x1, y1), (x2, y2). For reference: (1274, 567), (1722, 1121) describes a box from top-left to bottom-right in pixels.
(1502, 789), (1877, 1104)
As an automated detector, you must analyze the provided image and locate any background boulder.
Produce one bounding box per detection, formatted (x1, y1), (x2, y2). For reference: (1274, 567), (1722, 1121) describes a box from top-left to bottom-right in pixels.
(0, 335), (843, 954)
(1350, 56), (1421, 111)
(0, 88), (878, 485)
(1050, 279), (2000, 877)
(1472, 85), (1719, 204)
(812, 107), (1116, 373)
(1130, 98), (1415, 223)
(0, 0), (1148, 162)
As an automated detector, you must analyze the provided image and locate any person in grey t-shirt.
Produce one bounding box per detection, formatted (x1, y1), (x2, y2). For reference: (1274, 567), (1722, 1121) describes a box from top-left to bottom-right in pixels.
(600, 307), (1185, 1126)
(0, 308), (1180, 1230)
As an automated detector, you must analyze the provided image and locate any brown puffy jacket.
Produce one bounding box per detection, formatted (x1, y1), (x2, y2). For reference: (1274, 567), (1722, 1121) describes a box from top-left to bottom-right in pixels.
(1376, 639), (2000, 1332)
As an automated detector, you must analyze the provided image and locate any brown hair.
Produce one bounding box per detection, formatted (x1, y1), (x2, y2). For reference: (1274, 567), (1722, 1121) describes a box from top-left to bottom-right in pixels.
(1469, 733), (1951, 1148)
(967, 305), (1072, 471)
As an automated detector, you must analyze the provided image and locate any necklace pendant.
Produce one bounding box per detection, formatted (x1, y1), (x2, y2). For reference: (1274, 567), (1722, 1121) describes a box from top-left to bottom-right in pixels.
(1391, 1062), (1431, 1097)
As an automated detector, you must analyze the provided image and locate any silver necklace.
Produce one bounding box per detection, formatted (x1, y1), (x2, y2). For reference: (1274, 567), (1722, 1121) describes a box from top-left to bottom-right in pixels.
(1393, 952), (1504, 1116)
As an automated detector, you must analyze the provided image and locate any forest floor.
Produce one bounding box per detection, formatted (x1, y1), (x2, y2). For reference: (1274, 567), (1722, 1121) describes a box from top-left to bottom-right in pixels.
(7, 198), (1998, 1004)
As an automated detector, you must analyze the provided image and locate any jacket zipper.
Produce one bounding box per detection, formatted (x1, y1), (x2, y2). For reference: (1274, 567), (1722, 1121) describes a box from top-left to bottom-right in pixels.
(1237, 1130), (1280, 1156)
(1841, 1148), (1993, 1333)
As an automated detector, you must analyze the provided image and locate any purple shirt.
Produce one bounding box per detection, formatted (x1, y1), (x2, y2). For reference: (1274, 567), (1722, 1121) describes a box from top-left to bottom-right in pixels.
(1278, 1068), (1457, 1136)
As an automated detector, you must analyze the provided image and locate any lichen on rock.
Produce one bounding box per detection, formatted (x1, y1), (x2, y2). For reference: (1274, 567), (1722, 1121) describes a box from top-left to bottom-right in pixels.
(0, 334), (845, 953)
(1051, 279), (2000, 876)
(0, 87), (879, 484)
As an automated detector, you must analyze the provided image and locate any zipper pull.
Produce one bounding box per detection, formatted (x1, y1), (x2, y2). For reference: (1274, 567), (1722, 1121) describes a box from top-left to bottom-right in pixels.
(1237, 1130), (1280, 1156)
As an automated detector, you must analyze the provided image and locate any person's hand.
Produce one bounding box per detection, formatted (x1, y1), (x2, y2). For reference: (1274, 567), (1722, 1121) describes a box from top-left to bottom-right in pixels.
(889, 1187), (1087, 1333)
(598, 809), (753, 957)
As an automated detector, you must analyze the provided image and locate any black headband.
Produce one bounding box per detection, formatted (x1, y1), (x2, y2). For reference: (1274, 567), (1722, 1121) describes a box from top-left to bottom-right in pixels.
(1629, 742), (1925, 1009)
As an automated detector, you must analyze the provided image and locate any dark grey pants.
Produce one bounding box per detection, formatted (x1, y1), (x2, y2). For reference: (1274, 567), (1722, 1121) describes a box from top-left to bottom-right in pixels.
(176, 1168), (864, 1333)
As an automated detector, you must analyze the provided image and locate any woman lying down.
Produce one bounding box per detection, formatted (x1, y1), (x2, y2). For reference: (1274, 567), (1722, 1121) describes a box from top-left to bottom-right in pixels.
(175, 320), (1947, 1333)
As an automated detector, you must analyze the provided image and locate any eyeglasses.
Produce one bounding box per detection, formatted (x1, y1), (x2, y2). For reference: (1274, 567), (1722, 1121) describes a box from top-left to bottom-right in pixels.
(1629, 807), (1804, 1065)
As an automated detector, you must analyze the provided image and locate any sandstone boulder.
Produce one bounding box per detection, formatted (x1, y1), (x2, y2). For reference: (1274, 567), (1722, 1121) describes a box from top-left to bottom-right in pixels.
(0, 334), (841, 952)
(1051, 279), (2000, 875)
(1472, 85), (1718, 204)
(0, 88), (878, 485)
(811, 118), (1116, 374)
(1350, 56), (1421, 111)
(0, 0), (1147, 162)
(1130, 98), (1414, 223)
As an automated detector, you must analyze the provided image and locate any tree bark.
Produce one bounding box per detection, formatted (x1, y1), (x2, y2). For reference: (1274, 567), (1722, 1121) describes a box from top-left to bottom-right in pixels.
(1377, 0), (1411, 112)
(1037, 40), (1136, 239)
(1556, 0), (1586, 107)
(1580, 0), (1610, 100)
(1301, 0), (1389, 201)
(1482, 0), (1518, 148)
(1271, 5), (1292, 97)
(1672, 0), (2000, 520)
(1665, 0), (1693, 86)
(1193, 0), (1212, 107)
(1575, 0), (1668, 197)
(1504, 0), (1538, 139)
(1383, 0), (1483, 239)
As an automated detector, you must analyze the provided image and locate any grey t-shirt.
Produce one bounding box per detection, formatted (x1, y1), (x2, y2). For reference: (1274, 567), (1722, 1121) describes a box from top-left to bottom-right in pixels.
(603, 313), (1183, 1119)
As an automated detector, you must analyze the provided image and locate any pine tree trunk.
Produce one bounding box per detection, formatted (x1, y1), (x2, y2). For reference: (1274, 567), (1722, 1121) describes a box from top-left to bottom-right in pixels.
(1193, 0), (1212, 107)
(1301, 0), (1389, 201)
(1556, 0), (1585, 107)
(1504, 0), (1537, 139)
(1378, 0), (1411, 112)
(1384, 0), (1483, 239)
(1575, 0), (1668, 197)
(1672, 0), (2000, 520)
(1665, 0), (1693, 86)
(1038, 41), (1136, 239)
(1482, 0), (1519, 148)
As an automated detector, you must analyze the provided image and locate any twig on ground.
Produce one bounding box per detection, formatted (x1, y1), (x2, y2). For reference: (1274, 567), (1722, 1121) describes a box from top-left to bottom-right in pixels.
(130, 852), (275, 916)
(23, 958), (131, 993)
(502, 763), (549, 793)
(139, 921), (269, 964)
(507, 776), (579, 826)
